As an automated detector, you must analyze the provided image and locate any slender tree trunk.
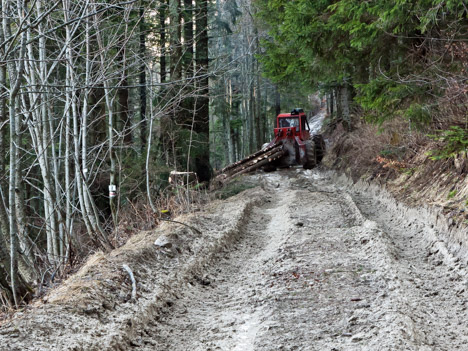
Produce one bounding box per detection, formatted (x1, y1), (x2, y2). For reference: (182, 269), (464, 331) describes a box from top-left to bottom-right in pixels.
(183, 0), (194, 77)
(1, 2), (35, 292)
(336, 86), (343, 120)
(5, 0), (28, 306)
(92, 4), (121, 231)
(255, 73), (262, 150)
(71, 3), (109, 250)
(262, 82), (268, 142)
(181, 0), (195, 128)
(62, 0), (74, 262)
(0, 9), (12, 285)
(249, 84), (255, 152)
(38, 0), (60, 263)
(118, 51), (131, 145)
(118, 14), (131, 145)
(9, 94), (19, 307)
(145, 70), (158, 212)
(64, 64), (71, 262)
(222, 78), (233, 165)
(139, 4), (147, 154)
(275, 85), (281, 116)
(195, 0), (211, 181)
(159, 0), (167, 83)
(341, 84), (350, 130)
(169, 0), (182, 81)
(164, 0), (182, 168)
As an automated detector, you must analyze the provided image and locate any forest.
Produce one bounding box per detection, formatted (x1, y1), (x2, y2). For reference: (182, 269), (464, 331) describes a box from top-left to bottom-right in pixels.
(0, 0), (466, 309)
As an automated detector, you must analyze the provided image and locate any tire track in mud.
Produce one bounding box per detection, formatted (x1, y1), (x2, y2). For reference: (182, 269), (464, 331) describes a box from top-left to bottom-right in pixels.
(347, 188), (468, 350)
(127, 171), (446, 351)
(128, 170), (468, 350)
(4, 170), (467, 350)
(132, 183), (295, 350)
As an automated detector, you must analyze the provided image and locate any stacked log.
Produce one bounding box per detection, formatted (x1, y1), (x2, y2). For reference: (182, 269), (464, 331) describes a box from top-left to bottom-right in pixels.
(214, 144), (286, 185)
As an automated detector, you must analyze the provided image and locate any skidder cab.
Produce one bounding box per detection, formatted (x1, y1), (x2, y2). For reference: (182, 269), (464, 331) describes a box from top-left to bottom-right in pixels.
(265, 108), (324, 170)
(275, 108), (310, 140)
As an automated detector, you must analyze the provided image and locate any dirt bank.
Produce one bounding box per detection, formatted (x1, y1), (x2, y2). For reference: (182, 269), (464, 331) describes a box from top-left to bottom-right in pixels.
(323, 120), (467, 237)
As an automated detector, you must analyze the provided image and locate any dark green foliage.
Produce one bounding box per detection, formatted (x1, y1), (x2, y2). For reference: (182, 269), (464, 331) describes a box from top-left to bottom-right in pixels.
(177, 129), (210, 162)
(428, 126), (468, 160)
(255, 0), (468, 126)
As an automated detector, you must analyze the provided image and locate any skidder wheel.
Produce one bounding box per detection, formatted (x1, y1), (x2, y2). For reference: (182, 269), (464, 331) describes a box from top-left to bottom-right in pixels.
(312, 134), (325, 164)
(263, 163), (277, 172)
(263, 160), (277, 172)
(303, 140), (316, 170)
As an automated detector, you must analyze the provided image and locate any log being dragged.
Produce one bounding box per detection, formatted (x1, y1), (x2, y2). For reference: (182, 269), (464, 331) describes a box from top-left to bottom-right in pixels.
(216, 143), (280, 176)
(214, 146), (286, 185)
(223, 145), (283, 177)
(225, 149), (286, 180)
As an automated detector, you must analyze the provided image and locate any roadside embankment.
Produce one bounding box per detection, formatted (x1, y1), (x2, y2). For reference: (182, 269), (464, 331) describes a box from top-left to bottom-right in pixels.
(323, 119), (468, 261)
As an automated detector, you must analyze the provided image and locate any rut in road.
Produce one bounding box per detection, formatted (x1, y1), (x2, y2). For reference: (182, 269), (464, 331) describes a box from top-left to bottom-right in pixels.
(130, 170), (468, 351)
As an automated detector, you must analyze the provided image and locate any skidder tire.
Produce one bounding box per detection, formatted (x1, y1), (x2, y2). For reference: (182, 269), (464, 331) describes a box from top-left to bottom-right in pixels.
(303, 140), (316, 170)
(312, 134), (325, 164)
(263, 163), (277, 172)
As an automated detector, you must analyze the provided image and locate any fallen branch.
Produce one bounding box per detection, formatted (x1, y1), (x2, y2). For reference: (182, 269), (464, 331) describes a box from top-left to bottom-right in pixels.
(122, 264), (137, 300)
(157, 217), (202, 235)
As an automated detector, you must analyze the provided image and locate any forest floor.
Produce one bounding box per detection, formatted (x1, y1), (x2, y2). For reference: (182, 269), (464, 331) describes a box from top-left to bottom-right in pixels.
(1, 168), (468, 350)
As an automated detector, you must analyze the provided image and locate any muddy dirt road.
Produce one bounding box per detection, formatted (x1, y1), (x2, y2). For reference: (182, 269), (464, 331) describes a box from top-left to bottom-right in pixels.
(2, 169), (468, 350)
(129, 170), (468, 350)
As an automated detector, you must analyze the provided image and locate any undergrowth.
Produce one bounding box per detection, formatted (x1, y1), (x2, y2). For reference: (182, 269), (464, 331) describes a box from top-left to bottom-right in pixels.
(428, 126), (468, 160)
(113, 185), (206, 247)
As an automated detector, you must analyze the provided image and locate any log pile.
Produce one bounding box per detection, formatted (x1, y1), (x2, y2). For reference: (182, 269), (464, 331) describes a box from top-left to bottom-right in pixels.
(213, 143), (285, 186)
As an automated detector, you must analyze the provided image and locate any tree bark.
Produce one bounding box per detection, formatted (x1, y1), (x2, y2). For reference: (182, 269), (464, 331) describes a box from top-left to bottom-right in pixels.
(195, 0), (211, 181)
(4, 0), (28, 306)
(118, 8), (131, 145)
(118, 49), (131, 145)
(169, 0), (182, 82)
(181, 0), (195, 128)
(139, 4), (147, 153)
(336, 86), (343, 121)
(341, 84), (350, 130)
(159, 0), (167, 83)
(183, 0), (194, 77)
(275, 85), (281, 116)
